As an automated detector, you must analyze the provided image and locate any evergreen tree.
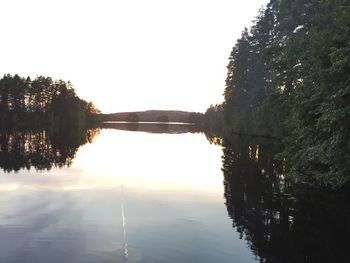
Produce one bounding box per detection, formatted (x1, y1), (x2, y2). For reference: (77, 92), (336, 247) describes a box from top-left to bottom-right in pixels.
(0, 74), (100, 127)
(209, 0), (350, 188)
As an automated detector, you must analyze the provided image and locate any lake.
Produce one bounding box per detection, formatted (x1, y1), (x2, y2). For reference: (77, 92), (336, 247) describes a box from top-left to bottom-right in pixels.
(0, 125), (348, 262)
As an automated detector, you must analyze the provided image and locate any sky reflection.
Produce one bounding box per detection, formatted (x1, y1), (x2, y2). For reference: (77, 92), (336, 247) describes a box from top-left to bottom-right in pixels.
(0, 129), (258, 263)
(0, 130), (224, 195)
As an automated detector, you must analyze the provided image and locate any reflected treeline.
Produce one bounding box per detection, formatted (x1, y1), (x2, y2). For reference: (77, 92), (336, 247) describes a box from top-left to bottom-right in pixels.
(0, 127), (100, 172)
(101, 122), (202, 134)
(209, 134), (350, 263)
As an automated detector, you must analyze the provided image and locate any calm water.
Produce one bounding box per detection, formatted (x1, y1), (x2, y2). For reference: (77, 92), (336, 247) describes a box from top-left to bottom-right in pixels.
(0, 126), (348, 262)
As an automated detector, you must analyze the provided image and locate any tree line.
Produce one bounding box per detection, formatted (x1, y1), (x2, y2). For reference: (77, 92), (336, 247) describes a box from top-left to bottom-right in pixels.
(205, 0), (350, 188)
(0, 74), (100, 126)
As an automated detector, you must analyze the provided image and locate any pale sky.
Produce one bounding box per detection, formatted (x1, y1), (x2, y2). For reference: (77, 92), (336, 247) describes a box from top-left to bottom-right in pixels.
(0, 0), (268, 113)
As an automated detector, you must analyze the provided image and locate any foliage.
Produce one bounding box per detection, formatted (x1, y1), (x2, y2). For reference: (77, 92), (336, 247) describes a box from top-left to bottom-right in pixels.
(204, 104), (224, 131)
(0, 74), (100, 127)
(207, 0), (350, 188)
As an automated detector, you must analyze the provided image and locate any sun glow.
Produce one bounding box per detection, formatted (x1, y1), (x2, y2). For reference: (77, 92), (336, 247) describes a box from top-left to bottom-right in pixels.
(0, 0), (268, 113)
(71, 129), (223, 193)
(0, 129), (224, 197)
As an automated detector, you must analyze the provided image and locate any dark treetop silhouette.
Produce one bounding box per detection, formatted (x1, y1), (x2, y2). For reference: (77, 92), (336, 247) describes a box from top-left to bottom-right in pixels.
(205, 0), (350, 188)
(0, 74), (100, 127)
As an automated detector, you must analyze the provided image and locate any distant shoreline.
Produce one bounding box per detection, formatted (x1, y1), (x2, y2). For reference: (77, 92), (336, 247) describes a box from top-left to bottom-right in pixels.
(100, 110), (204, 125)
(103, 121), (196, 125)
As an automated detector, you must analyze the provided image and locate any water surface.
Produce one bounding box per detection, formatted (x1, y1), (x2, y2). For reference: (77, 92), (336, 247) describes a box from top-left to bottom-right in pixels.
(0, 127), (257, 263)
(0, 127), (348, 263)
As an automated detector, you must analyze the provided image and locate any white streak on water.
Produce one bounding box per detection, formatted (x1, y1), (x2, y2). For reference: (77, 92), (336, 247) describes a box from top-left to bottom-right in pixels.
(121, 186), (128, 262)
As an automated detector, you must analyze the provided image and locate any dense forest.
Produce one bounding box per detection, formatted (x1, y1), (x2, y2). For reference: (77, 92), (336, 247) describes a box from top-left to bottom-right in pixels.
(205, 0), (350, 188)
(0, 74), (100, 127)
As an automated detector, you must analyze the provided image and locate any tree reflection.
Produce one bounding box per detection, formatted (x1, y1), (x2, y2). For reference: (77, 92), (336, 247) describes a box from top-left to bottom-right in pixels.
(0, 127), (100, 172)
(101, 122), (202, 134)
(216, 135), (350, 263)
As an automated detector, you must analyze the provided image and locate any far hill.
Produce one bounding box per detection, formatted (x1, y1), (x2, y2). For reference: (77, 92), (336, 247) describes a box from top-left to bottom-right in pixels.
(101, 110), (204, 124)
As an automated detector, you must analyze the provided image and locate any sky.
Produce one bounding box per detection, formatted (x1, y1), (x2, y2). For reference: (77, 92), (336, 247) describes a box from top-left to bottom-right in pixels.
(0, 0), (268, 113)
